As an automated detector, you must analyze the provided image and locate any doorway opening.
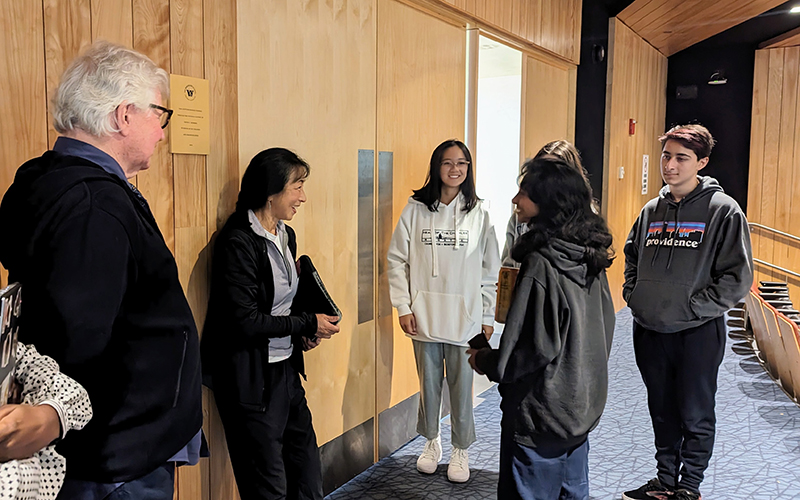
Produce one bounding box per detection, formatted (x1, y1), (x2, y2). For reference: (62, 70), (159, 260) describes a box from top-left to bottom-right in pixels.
(475, 35), (523, 256)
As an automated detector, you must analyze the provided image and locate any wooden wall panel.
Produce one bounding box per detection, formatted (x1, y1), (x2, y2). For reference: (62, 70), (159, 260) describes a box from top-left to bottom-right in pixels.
(761, 26), (800, 50)
(203, 0), (240, 495)
(603, 18), (668, 310)
(133, 0), (174, 252)
(43, 0), (92, 148)
(0, 1), (48, 287)
(522, 55), (576, 159)
(376, 0), (466, 411)
(0, 0), (240, 496)
(237, 0), (377, 447)
(170, 0), (209, 498)
(435, 0), (581, 63)
(91, 0), (133, 45)
(748, 46), (800, 303)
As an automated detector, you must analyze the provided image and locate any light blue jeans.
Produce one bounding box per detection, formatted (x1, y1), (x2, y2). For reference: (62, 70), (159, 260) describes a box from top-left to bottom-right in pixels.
(412, 340), (476, 450)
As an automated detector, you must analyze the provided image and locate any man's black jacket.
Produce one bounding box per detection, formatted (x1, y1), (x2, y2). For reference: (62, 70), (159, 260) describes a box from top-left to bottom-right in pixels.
(0, 151), (203, 482)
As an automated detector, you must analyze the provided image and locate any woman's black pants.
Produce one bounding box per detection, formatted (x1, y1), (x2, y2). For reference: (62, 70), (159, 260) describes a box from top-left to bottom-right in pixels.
(216, 359), (323, 500)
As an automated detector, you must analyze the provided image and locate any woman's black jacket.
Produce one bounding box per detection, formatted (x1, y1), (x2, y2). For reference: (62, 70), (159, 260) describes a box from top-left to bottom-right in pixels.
(201, 210), (318, 408)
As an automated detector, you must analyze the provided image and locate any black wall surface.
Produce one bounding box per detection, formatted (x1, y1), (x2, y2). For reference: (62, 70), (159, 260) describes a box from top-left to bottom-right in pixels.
(662, 1), (800, 213)
(574, 0), (632, 205)
(665, 45), (755, 212)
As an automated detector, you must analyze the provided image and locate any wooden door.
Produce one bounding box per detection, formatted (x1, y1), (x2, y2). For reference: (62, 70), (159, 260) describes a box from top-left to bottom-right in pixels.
(375, 0), (467, 456)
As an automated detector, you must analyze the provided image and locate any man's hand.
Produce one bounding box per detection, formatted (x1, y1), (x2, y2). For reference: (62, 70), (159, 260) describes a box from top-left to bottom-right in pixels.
(399, 313), (417, 335)
(482, 324), (494, 340)
(466, 348), (485, 375)
(315, 314), (340, 339)
(0, 404), (60, 462)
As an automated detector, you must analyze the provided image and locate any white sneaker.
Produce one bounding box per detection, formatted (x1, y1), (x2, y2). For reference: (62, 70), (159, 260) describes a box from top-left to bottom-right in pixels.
(447, 447), (470, 483)
(416, 436), (442, 474)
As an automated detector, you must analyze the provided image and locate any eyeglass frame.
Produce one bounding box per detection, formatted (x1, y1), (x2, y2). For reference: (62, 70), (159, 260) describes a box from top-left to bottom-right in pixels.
(440, 159), (471, 168)
(149, 104), (174, 129)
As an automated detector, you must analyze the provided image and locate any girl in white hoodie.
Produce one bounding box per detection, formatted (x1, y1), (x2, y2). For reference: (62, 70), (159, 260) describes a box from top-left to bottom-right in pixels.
(387, 139), (500, 483)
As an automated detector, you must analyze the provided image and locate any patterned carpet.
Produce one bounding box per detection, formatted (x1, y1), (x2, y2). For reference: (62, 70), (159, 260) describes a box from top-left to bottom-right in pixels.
(327, 308), (800, 499)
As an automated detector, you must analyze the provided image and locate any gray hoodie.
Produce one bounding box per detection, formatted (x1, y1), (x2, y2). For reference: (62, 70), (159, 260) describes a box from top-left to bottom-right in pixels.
(475, 238), (615, 450)
(623, 176), (753, 333)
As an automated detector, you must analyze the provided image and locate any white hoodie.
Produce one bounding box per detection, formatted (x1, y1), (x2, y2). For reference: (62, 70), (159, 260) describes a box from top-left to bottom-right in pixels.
(387, 193), (501, 346)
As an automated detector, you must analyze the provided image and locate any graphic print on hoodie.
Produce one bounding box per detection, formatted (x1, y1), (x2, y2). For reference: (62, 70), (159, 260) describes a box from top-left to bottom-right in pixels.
(623, 176), (753, 333)
(387, 193), (501, 346)
(645, 221), (706, 249)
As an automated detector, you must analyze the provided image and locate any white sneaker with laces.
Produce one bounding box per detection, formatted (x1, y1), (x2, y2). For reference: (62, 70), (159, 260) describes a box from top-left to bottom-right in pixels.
(416, 436), (442, 474)
(447, 447), (470, 483)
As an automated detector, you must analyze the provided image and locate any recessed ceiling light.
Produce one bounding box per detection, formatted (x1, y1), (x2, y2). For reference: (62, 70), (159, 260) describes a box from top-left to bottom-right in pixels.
(791, 5), (800, 13)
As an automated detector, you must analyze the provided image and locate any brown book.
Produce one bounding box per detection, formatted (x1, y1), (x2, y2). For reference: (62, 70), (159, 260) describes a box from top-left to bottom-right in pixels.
(495, 266), (519, 324)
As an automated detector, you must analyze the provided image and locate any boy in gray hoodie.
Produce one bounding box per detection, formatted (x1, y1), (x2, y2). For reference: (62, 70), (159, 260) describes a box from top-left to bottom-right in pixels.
(622, 125), (753, 500)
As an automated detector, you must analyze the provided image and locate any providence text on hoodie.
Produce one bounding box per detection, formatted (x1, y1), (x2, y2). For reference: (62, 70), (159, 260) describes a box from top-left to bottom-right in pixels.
(387, 193), (501, 345)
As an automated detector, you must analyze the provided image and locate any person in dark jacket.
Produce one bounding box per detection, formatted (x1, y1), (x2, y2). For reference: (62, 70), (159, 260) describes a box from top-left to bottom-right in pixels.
(0, 41), (203, 499)
(621, 125), (753, 500)
(468, 156), (615, 500)
(202, 148), (340, 500)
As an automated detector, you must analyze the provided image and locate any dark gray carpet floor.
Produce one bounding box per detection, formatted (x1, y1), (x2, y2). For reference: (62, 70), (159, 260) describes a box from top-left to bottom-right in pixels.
(327, 308), (800, 499)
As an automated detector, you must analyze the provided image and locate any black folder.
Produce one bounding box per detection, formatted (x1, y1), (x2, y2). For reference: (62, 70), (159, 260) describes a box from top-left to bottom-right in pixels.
(291, 255), (342, 327)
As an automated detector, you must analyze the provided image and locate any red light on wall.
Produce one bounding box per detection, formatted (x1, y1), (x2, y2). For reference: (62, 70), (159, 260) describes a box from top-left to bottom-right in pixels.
(629, 119), (636, 135)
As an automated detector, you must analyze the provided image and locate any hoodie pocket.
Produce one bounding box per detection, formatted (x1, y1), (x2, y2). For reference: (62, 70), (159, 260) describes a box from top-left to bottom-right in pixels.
(627, 280), (697, 329)
(411, 291), (476, 343)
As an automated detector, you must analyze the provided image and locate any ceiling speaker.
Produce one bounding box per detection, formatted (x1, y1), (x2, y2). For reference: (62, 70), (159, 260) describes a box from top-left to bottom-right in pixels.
(676, 85), (698, 100)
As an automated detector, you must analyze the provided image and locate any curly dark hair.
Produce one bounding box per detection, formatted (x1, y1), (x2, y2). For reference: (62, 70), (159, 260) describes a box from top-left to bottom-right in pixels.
(511, 156), (614, 276)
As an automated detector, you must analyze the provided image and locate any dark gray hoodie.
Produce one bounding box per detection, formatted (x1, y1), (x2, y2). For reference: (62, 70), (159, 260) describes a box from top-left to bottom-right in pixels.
(475, 238), (615, 450)
(623, 176), (753, 333)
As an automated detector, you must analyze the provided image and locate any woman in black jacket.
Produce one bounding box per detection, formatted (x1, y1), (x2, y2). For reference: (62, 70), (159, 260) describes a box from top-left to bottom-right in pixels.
(202, 148), (340, 500)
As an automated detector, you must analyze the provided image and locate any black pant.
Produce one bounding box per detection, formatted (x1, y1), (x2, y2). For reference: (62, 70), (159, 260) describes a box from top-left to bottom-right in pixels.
(216, 360), (323, 500)
(633, 316), (725, 493)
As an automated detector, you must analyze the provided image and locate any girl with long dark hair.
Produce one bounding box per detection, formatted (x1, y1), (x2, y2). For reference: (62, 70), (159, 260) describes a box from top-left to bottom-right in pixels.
(387, 139), (500, 483)
(468, 155), (615, 499)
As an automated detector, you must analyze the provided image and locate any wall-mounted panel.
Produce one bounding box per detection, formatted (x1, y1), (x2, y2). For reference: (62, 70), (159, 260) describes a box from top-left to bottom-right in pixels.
(748, 47), (800, 302)
(603, 18), (668, 310)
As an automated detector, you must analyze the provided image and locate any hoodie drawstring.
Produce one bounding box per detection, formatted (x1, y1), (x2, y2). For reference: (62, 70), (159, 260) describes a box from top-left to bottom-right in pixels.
(649, 199), (682, 270)
(666, 202), (682, 270)
(430, 195), (461, 277)
(430, 204), (439, 278)
(650, 202), (670, 267)
(453, 195), (460, 251)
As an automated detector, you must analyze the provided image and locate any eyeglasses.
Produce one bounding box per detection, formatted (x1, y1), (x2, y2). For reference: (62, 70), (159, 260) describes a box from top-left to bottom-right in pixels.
(441, 160), (470, 168)
(149, 104), (173, 129)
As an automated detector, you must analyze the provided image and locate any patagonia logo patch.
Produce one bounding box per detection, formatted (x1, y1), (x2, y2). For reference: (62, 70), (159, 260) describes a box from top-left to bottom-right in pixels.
(645, 221), (706, 248)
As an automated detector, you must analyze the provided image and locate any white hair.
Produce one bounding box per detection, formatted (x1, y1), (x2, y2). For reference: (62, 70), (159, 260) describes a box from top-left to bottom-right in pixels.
(52, 41), (169, 137)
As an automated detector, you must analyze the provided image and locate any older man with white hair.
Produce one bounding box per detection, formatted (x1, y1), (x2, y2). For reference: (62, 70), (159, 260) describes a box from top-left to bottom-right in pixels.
(0, 41), (203, 499)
